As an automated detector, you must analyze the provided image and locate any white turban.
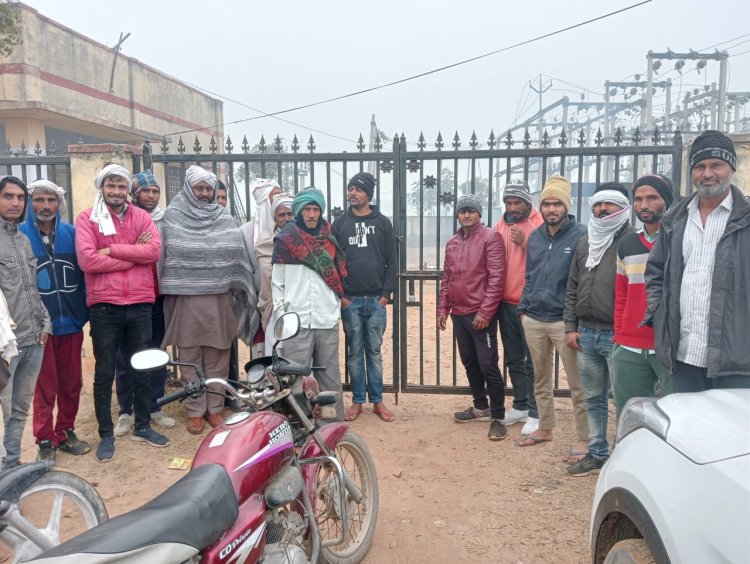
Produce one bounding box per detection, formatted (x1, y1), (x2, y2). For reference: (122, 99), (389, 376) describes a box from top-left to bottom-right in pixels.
(251, 178), (280, 243)
(185, 165), (218, 191)
(271, 193), (293, 215)
(586, 190), (631, 270)
(90, 164), (132, 236)
(29, 179), (66, 201)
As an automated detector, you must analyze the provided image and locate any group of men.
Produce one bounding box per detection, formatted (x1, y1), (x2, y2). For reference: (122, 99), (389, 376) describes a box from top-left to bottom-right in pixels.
(438, 129), (750, 476)
(0, 163), (396, 468)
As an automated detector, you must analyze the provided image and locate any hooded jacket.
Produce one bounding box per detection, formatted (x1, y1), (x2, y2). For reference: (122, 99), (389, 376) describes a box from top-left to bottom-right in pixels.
(644, 185), (750, 378)
(331, 205), (397, 299)
(437, 223), (506, 320)
(518, 216), (586, 322)
(20, 204), (89, 335)
(0, 217), (53, 346)
(493, 206), (543, 304)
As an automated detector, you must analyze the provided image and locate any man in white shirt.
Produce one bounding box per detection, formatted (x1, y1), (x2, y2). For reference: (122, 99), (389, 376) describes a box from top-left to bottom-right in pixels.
(272, 187), (348, 421)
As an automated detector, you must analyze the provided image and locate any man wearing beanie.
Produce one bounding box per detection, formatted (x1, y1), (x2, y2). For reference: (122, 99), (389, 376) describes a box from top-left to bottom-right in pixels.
(516, 175), (589, 459)
(564, 182), (633, 477)
(611, 174), (674, 414)
(645, 130), (750, 391)
(332, 172), (397, 423)
(438, 193), (507, 440)
(492, 179), (543, 434)
(273, 187), (348, 421)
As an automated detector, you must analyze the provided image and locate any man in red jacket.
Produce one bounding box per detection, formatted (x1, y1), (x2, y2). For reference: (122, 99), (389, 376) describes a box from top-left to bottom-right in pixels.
(438, 194), (507, 440)
(493, 179), (543, 435)
(613, 174), (674, 413)
(75, 164), (168, 463)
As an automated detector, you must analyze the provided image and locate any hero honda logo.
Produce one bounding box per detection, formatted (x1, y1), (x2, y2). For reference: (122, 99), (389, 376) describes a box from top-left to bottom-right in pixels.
(268, 421), (291, 447)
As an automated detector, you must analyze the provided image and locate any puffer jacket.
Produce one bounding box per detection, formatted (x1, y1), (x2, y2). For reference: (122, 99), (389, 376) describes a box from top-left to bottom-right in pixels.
(564, 224), (633, 332)
(0, 218), (53, 346)
(75, 205), (161, 307)
(644, 185), (750, 377)
(20, 205), (89, 335)
(437, 223), (506, 320)
(493, 207), (543, 304)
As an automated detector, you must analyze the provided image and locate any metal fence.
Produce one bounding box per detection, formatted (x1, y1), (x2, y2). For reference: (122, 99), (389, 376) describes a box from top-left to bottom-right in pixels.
(136, 126), (684, 399)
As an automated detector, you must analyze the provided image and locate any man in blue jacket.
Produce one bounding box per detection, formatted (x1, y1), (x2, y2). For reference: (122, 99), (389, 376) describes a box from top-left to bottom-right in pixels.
(21, 179), (90, 463)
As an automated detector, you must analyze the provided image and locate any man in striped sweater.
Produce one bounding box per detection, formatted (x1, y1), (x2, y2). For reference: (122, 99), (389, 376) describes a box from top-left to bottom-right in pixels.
(612, 174), (674, 414)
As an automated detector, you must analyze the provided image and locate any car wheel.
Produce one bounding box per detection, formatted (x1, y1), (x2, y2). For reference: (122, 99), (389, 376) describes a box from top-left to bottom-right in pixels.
(603, 539), (656, 564)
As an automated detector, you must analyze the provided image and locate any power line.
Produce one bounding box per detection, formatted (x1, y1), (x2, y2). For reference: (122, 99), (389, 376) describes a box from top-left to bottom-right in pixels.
(160, 0), (653, 138)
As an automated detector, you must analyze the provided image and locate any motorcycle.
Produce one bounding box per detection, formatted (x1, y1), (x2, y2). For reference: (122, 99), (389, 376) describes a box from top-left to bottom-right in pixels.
(0, 460), (108, 563)
(31, 311), (379, 564)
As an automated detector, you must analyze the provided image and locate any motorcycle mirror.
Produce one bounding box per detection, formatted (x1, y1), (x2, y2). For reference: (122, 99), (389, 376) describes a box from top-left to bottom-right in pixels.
(274, 312), (301, 342)
(131, 348), (170, 372)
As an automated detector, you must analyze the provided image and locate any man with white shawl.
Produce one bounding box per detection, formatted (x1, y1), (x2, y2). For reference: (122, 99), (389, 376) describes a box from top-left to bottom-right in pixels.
(75, 164), (166, 463)
(563, 182), (633, 477)
(160, 166), (259, 435)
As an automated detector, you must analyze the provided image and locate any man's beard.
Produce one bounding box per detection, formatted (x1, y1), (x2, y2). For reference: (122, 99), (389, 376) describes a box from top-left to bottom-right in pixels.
(695, 178), (730, 198)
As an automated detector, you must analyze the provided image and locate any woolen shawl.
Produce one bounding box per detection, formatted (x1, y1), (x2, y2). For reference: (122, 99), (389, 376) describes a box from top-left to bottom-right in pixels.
(586, 190), (631, 270)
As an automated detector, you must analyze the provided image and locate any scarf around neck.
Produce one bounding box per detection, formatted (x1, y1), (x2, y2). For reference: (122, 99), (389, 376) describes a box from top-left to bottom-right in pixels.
(272, 221), (347, 296)
(586, 190), (631, 269)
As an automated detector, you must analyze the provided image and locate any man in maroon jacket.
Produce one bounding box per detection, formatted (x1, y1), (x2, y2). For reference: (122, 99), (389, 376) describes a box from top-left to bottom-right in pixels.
(438, 194), (507, 440)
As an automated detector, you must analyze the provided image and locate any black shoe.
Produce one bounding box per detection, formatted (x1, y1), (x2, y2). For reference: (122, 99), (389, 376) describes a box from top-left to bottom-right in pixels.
(58, 429), (91, 456)
(453, 407), (491, 423)
(36, 439), (57, 463)
(488, 419), (508, 441)
(131, 426), (170, 448)
(96, 436), (116, 463)
(566, 453), (606, 477)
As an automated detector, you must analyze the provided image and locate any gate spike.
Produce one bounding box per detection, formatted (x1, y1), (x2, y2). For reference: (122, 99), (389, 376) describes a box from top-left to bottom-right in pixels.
(291, 135), (300, 153)
(177, 137), (186, 154)
(435, 132), (444, 151)
(241, 135), (250, 154)
(487, 130), (496, 149)
(307, 135), (316, 154)
(632, 127), (642, 145)
(504, 130), (513, 148)
(452, 131), (461, 150)
(209, 135), (217, 154)
(34, 140), (42, 155)
(614, 127), (623, 146)
(651, 125), (661, 145)
(225, 135), (233, 154)
(417, 132), (426, 151)
(541, 129), (550, 147)
(522, 129), (531, 148)
(19, 140), (27, 156)
(594, 128), (604, 147)
(161, 136), (169, 153)
(273, 135), (283, 153)
(469, 131), (478, 150)
(357, 134), (365, 153)
(558, 128), (567, 147)
(193, 135), (202, 153)
(374, 133), (383, 152)
(258, 135), (267, 153)
(577, 129), (586, 147)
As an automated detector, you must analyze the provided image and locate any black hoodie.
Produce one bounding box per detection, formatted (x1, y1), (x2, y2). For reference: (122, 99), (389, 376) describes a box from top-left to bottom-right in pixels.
(331, 205), (396, 299)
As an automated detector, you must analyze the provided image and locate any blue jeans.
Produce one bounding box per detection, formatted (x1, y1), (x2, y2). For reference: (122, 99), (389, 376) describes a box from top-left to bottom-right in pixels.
(1, 344), (44, 468)
(341, 296), (387, 405)
(577, 326), (614, 461)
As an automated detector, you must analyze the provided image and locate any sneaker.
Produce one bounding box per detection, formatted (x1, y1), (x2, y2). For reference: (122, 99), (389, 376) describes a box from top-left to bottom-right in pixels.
(151, 410), (176, 429)
(131, 426), (170, 448)
(58, 430), (91, 455)
(96, 437), (116, 463)
(114, 413), (134, 437)
(488, 419), (508, 441)
(453, 407), (491, 423)
(502, 408), (529, 426)
(566, 453), (606, 477)
(36, 439), (57, 463)
(521, 416), (540, 436)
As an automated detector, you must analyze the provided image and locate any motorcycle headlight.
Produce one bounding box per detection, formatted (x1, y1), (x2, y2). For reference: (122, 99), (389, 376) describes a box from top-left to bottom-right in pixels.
(616, 397), (670, 444)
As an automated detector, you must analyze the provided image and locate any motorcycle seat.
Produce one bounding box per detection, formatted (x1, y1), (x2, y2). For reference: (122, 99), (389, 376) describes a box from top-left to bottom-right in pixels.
(31, 463), (238, 561)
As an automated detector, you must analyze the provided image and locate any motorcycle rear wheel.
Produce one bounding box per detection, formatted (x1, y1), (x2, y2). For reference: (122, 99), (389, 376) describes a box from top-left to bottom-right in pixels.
(5, 470), (108, 562)
(315, 430), (378, 564)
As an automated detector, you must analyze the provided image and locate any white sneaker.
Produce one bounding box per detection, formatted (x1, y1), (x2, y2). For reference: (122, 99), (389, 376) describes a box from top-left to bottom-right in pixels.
(151, 410), (176, 429)
(521, 416), (539, 436)
(114, 413), (134, 437)
(503, 408), (529, 426)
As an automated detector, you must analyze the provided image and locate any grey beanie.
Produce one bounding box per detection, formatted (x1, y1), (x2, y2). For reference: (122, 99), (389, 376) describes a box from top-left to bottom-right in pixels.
(456, 193), (483, 217)
(503, 178), (532, 205)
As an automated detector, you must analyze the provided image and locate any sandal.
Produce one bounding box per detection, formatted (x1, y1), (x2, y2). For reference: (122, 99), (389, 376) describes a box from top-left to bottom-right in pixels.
(373, 403), (395, 422)
(344, 404), (363, 422)
(514, 434), (552, 447)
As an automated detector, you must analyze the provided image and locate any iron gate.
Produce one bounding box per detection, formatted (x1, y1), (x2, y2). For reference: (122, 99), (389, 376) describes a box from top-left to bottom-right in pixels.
(134, 127), (684, 399)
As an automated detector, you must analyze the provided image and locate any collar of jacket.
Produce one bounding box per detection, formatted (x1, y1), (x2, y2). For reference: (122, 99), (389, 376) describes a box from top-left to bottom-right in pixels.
(539, 214), (576, 240)
(660, 184), (750, 234)
(457, 222), (484, 238)
(0, 216), (19, 233)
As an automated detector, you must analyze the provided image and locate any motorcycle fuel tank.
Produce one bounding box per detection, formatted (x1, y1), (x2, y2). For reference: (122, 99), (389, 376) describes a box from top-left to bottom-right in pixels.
(193, 411), (295, 503)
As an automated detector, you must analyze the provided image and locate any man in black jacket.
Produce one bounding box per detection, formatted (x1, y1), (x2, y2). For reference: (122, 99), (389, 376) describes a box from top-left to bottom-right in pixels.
(332, 172), (397, 423)
(645, 130), (750, 392)
(564, 182), (633, 477)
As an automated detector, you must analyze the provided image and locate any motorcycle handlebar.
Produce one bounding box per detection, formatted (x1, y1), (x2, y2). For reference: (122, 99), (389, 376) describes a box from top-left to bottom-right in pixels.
(157, 388), (189, 406)
(275, 360), (313, 376)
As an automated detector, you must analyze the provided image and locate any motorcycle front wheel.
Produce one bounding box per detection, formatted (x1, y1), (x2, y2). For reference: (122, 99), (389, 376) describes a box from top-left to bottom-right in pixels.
(315, 430), (379, 564)
(4, 470), (108, 562)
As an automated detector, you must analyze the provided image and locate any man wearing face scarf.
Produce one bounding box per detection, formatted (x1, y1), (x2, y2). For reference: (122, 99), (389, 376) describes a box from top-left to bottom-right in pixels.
(21, 180), (90, 462)
(75, 164), (166, 462)
(160, 166), (260, 435)
(272, 187), (348, 421)
(564, 182), (633, 477)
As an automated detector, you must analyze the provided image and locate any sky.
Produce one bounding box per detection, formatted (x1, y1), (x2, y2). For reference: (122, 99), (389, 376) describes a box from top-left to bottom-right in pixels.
(22, 0), (750, 154)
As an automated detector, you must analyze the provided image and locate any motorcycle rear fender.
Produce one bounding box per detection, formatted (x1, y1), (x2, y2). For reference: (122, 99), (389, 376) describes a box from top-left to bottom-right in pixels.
(298, 423), (349, 510)
(0, 461), (52, 503)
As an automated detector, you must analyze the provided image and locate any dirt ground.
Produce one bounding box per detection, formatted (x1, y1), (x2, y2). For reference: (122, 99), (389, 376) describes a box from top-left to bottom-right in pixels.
(8, 369), (600, 564)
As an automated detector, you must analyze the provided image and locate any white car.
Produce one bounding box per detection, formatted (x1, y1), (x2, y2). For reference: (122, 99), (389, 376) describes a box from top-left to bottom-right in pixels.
(590, 389), (750, 564)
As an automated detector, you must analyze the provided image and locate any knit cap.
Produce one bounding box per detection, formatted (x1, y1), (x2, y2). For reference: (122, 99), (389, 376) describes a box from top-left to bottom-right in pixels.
(689, 130), (736, 171)
(503, 178), (532, 205)
(539, 175), (572, 213)
(348, 172), (376, 200)
(632, 174), (674, 209)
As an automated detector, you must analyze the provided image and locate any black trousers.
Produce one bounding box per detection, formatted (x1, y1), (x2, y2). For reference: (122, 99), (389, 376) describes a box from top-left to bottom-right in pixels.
(675, 361), (750, 392)
(497, 301), (537, 417)
(90, 303), (153, 438)
(452, 313), (505, 420)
